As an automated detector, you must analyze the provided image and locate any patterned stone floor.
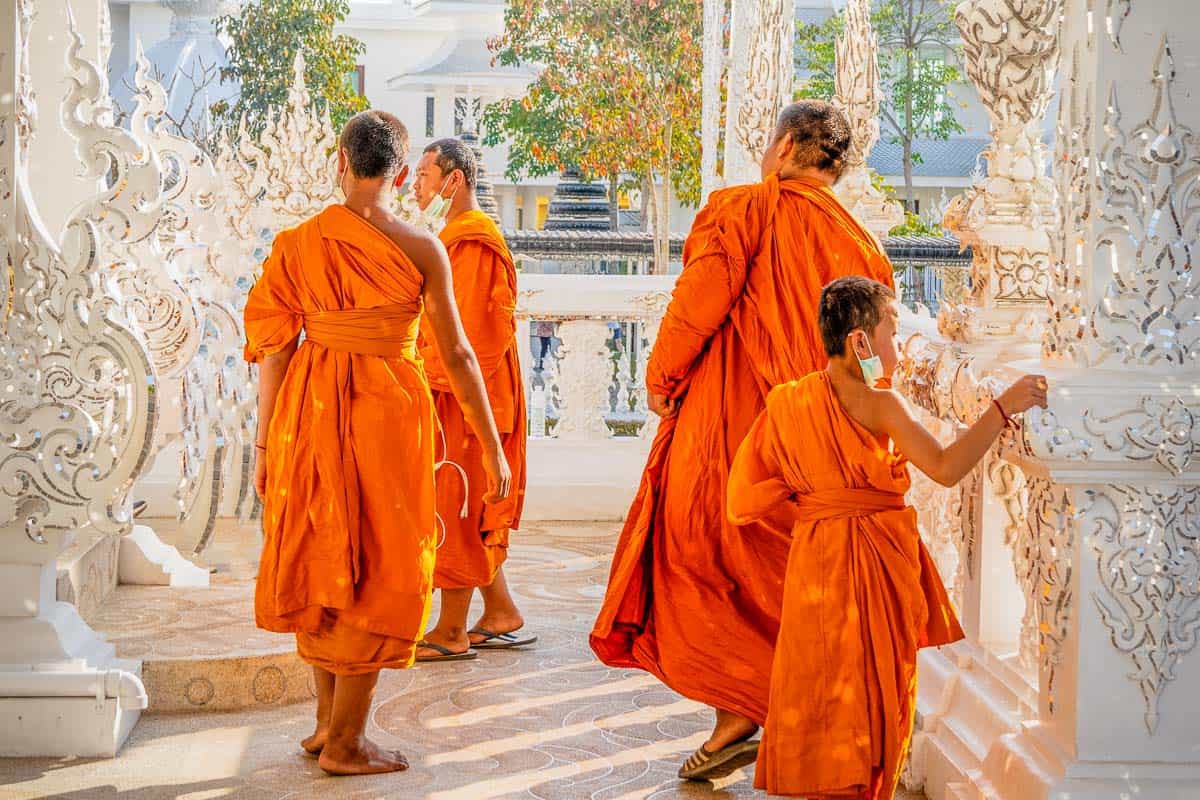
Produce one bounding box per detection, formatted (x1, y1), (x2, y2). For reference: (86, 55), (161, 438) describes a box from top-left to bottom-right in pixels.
(0, 522), (923, 800)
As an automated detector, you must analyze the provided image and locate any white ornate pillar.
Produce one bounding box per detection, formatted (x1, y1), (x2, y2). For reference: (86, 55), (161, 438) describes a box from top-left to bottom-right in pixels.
(0, 0), (147, 757)
(722, 0), (795, 185)
(909, 2), (1200, 798)
(831, 0), (903, 238)
(939, 0), (1060, 349)
(983, 2), (1200, 796)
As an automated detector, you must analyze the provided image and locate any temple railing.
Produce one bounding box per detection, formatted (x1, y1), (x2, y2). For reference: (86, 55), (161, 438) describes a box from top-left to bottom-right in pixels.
(510, 241), (971, 445)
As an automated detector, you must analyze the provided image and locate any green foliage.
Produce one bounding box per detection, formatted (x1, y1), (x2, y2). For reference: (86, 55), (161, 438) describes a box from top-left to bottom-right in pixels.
(483, 0), (703, 206)
(795, 0), (966, 201)
(212, 0), (367, 136)
(888, 210), (943, 236)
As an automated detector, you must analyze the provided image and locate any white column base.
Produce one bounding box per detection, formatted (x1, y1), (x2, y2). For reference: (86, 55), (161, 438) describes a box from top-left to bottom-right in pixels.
(0, 562), (147, 757)
(0, 668), (146, 757)
(911, 642), (1036, 800)
(118, 524), (210, 587)
(974, 722), (1200, 800)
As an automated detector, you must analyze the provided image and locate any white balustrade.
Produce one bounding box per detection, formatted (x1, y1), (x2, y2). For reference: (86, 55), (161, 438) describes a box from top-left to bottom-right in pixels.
(515, 273), (672, 520)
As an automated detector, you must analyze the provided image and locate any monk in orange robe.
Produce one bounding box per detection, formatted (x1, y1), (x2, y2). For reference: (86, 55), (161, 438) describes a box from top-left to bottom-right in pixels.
(727, 276), (1046, 797)
(410, 138), (534, 661)
(246, 111), (511, 776)
(590, 100), (896, 780)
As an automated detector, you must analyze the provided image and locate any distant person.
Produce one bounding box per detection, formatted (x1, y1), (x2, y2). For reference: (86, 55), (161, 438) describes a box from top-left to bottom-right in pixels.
(533, 320), (556, 371)
(727, 276), (1045, 798)
(411, 138), (535, 661)
(245, 111), (509, 776)
(590, 100), (896, 781)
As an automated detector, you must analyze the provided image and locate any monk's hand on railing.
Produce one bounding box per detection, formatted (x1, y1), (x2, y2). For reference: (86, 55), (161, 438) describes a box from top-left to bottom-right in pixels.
(648, 393), (678, 419)
(997, 374), (1049, 417)
(483, 450), (512, 504)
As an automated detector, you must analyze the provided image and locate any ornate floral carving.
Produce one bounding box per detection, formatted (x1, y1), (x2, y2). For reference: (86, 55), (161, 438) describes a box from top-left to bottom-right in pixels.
(1083, 395), (1200, 476)
(949, 0), (1060, 237)
(218, 52), (338, 241)
(1027, 476), (1076, 717)
(552, 321), (613, 441)
(1, 17), (156, 544)
(1083, 484), (1200, 733)
(988, 456), (1038, 672)
(1045, 42), (1091, 363)
(1086, 39), (1199, 369)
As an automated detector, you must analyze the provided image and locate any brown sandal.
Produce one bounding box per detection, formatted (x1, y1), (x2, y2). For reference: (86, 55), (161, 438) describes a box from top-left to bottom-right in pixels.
(677, 739), (760, 781)
(416, 641), (478, 662)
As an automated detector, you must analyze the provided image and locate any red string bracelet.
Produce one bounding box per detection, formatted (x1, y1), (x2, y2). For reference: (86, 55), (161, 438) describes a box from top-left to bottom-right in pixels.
(254, 443), (267, 451)
(993, 399), (1016, 429)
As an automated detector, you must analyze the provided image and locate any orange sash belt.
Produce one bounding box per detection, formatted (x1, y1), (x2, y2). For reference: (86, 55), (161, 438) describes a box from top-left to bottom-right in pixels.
(304, 303), (421, 358)
(297, 302), (422, 586)
(792, 488), (908, 524)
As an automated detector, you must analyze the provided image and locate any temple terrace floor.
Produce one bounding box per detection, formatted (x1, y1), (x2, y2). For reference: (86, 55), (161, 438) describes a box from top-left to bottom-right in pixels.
(0, 521), (924, 800)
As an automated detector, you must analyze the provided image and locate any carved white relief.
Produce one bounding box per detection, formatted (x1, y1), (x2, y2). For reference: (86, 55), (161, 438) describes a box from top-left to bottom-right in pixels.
(988, 455), (1039, 672)
(1, 16), (157, 544)
(1045, 42), (1091, 362)
(832, 0), (902, 237)
(950, 0), (1060, 237)
(724, 0), (795, 184)
(552, 321), (613, 441)
(219, 52), (338, 242)
(909, 417), (966, 609)
(1083, 395), (1200, 477)
(1087, 40), (1199, 370)
(1027, 476), (1076, 718)
(1083, 484), (1200, 734)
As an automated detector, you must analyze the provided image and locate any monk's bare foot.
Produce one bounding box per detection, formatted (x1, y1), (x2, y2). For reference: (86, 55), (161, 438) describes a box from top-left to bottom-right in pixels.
(469, 612), (525, 644)
(301, 727), (328, 756)
(318, 737), (409, 776)
(705, 710), (759, 752)
(417, 627), (471, 659)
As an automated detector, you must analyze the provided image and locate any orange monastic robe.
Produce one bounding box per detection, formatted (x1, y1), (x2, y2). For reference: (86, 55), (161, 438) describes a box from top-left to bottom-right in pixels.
(419, 210), (526, 589)
(244, 204), (437, 675)
(590, 175), (896, 724)
(727, 374), (963, 798)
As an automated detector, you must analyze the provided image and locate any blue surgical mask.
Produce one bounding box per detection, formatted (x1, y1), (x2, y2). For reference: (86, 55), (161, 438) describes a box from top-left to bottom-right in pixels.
(856, 332), (885, 387)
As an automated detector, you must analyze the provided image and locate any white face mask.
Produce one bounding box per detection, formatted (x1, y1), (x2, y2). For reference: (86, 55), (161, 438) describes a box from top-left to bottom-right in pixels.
(424, 174), (457, 219)
(855, 331), (885, 387)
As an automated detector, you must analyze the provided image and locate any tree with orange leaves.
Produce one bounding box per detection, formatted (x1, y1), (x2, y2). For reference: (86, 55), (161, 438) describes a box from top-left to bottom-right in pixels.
(482, 0), (701, 274)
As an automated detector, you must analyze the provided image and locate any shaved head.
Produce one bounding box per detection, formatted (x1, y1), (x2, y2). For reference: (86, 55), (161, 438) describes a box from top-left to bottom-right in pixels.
(424, 138), (478, 190)
(774, 100), (853, 178)
(339, 110), (410, 179)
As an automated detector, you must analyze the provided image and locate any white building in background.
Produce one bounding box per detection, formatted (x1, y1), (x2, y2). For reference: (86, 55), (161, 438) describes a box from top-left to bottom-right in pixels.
(106, 0), (556, 230)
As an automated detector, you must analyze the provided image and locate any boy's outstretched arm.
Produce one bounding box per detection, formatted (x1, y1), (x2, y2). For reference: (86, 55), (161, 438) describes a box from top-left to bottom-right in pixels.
(883, 375), (1048, 487)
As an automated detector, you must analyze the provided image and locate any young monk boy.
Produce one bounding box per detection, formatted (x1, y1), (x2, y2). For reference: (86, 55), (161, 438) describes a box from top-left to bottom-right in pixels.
(727, 276), (1047, 799)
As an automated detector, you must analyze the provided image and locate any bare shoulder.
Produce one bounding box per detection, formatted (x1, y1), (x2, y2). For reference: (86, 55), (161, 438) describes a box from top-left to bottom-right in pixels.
(372, 214), (447, 275)
(869, 386), (917, 428)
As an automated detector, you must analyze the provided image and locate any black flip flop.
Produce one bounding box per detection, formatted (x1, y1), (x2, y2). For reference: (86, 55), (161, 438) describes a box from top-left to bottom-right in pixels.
(416, 641), (478, 662)
(468, 627), (539, 649)
(677, 739), (760, 781)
